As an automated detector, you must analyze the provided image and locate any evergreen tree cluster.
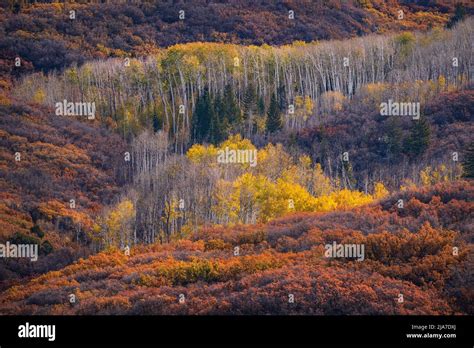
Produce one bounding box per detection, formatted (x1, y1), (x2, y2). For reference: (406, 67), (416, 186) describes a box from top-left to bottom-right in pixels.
(191, 84), (282, 144)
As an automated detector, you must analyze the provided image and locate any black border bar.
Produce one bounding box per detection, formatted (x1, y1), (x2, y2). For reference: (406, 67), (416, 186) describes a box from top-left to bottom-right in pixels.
(0, 315), (472, 346)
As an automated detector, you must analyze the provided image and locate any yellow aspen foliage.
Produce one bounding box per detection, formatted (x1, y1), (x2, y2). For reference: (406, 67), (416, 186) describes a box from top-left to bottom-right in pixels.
(90, 222), (103, 245)
(437, 75), (446, 91)
(420, 165), (452, 186)
(186, 143), (218, 164)
(304, 96), (314, 117)
(254, 115), (267, 134)
(290, 95), (313, 127)
(299, 155), (312, 169)
(313, 194), (338, 212)
(221, 171), (373, 223)
(362, 82), (388, 105)
(183, 55), (202, 74)
(186, 136), (377, 223)
(33, 88), (46, 104)
(97, 199), (136, 248)
(396, 32), (416, 58)
(400, 178), (417, 191)
(220, 134), (256, 152)
(212, 179), (240, 224)
(65, 67), (79, 85)
(257, 143), (292, 180)
(373, 182), (389, 200)
(320, 91), (346, 114)
(187, 135), (256, 167)
(325, 189), (373, 210)
(231, 173), (263, 224)
(281, 155), (312, 187)
(275, 179), (318, 212)
(295, 95), (304, 109)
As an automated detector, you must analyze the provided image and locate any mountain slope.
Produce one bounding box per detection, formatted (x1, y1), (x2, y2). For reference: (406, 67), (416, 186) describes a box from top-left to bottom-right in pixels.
(0, 98), (127, 286)
(1, 0), (471, 72)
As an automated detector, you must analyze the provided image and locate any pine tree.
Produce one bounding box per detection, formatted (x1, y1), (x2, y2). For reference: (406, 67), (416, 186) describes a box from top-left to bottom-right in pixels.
(404, 117), (430, 159)
(277, 84), (286, 111)
(386, 117), (403, 158)
(152, 113), (161, 133)
(257, 95), (265, 116)
(242, 84), (257, 135)
(222, 84), (241, 127)
(266, 93), (282, 133)
(462, 142), (474, 178)
(210, 93), (224, 145)
(447, 4), (466, 28)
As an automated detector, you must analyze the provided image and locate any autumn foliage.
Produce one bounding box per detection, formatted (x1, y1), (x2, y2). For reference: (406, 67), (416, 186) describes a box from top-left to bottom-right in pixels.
(0, 100), (127, 285)
(0, 1), (472, 317)
(0, 181), (471, 315)
(1, 1), (465, 72)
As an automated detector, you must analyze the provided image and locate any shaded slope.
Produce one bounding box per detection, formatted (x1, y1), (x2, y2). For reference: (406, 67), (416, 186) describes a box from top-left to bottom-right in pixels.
(1, 0), (469, 72)
(0, 99), (127, 285)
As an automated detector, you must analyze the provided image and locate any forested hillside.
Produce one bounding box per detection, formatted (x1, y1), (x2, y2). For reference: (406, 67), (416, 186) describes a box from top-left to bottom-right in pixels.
(16, 19), (472, 149)
(2, 0), (472, 72)
(7, 20), (471, 248)
(0, 181), (472, 315)
(0, 98), (126, 287)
